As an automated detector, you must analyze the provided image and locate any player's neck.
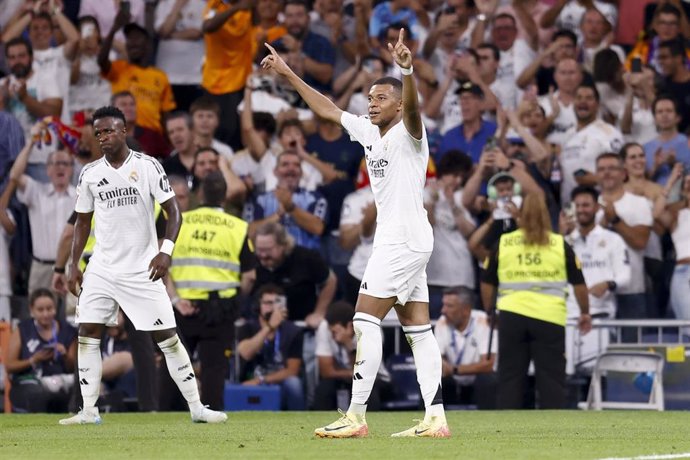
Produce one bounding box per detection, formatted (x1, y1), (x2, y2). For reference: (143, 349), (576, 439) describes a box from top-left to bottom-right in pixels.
(106, 149), (129, 168)
(377, 115), (401, 137)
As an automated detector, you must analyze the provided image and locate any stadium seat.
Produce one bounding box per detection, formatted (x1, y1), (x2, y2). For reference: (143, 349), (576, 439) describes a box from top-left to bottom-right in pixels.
(0, 321), (11, 413)
(580, 351), (665, 411)
(382, 354), (422, 410)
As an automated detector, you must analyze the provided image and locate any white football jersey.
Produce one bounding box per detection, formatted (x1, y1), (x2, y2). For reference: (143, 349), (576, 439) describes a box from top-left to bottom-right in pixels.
(75, 150), (175, 273)
(565, 225), (631, 318)
(560, 120), (623, 207)
(341, 112), (433, 252)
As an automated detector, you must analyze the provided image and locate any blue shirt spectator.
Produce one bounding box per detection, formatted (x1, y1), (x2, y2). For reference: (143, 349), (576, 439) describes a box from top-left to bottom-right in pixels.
(643, 134), (690, 185)
(438, 121), (497, 164)
(0, 112), (25, 190)
(369, 1), (419, 40)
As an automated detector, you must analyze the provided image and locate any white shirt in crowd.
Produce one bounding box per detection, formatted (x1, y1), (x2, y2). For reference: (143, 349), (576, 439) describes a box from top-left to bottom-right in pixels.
(672, 209), (690, 260)
(17, 177), (76, 261)
(154, 0), (206, 85)
(560, 120), (623, 207)
(339, 186), (375, 281)
(565, 225), (631, 319)
(33, 46), (72, 122)
(0, 209), (15, 300)
(438, 79), (462, 135)
(616, 99), (656, 145)
(595, 192), (653, 295)
(538, 92), (576, 147)
(497, 39), (534, 104)
(555, 1), (618, 43)
(434, 310), (497, 386)
(68, 54), (112, 118)
(341, 112), (433, 252)
(423, 187), (475, 289)
(75, 150), (174, 273)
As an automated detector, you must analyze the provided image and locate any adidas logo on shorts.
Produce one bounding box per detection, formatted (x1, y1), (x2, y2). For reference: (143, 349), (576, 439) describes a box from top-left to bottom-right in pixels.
(153, 318), (163, 326)
(97, 178), (110, 187)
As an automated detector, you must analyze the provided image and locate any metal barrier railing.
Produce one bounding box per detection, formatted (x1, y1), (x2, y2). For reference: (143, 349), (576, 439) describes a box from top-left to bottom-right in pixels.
(565, 319), (690, 347)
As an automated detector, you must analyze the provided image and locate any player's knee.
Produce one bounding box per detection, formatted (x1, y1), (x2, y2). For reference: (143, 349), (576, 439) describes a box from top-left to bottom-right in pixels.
(151, 328), (176, 344)
(79, 323), (105, 338)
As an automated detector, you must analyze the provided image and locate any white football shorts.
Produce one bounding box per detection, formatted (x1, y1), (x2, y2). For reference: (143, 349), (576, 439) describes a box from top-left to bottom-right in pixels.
(76, 264), (175, 331)
(358, 243), (431, 305)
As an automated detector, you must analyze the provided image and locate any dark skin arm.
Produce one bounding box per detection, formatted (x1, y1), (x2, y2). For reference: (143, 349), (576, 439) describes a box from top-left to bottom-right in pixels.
(389, 29), (423, 140)
(149, 197), (181, 281)
(67, 211), (94, 296)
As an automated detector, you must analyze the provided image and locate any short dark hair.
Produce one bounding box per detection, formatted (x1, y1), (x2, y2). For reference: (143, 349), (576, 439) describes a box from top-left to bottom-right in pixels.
(284, 0), (308, 11)
(442, 286), (476, 307)
(553, 29), (577, 46)
(658, 38), (686, 58)
(477, 43), (500, 62)
(201, 171), (226, 207)
(92, 106), (126, 125)
(570, 185), (599, 202)
(437, 150), (473, 177)
(189, 96), (220, 116)
(381, 22), (412, 44)
(325, 301), (355, 327)
(371, 76), (402, 98)
(576, 84), (600, 102)
(652, 95), (679, 115)
(32, 12), (53, 25)
(195, 146), (219, 161)
(595, 152), (622, 166)
(254, 112), (277, 136)
(165, 110), (192, 129)
(277, 118), (305, 138)
(256, 283), (286, 299)
(111, 90), (135, 105)
(493, 12), (516, 27)
(30, 288), (55, 307)
(5, 36), (32, 58)
(656, 3), (682, 20)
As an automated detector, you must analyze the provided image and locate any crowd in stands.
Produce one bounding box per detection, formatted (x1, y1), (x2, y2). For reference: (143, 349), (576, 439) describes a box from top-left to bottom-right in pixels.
(2, 0), (690, 412)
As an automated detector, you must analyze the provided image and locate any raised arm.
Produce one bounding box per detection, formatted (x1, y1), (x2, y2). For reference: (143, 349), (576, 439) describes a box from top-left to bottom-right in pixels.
(261, 44), (343, 124)
(202, 0), (252, 34)
(388, 29), (422, 139)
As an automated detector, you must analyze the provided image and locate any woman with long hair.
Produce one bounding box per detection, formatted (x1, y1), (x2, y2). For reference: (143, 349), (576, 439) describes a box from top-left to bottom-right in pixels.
(480, 193), (591, 409)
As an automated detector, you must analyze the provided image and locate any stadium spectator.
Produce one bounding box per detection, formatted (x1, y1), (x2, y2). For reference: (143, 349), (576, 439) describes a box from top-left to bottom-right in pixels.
(540, 0), (617, 43)
(271, 0), (336, 93)
(559, 85), (623, 207)
(201, 0), (253, 150)
(595, 152), (653, 341)
(1, 4), (79, 121)
(1, 37), (64, 181)
(253, 0), (287, 59)
(496, 0), (552, 51)
(626, 3), (689, 73)
(580, 8), (625, 74)
(309, 0), (358, 78)
(7, 121), (75, 296)
(163, 112), (196, 190)
(334, 55), (387, 116)
(313, 300), (388, 411)
(243, 150), (328, 251)
(338, 181), (375, 306)
(656, 163), (690, 329)
(476, 42), (517, 113)
(154, 0), (206, 112)
(78, 0), (147, 58)
(437, 82), (497, 164)
(5, 288), (77, 413)
(163, 172), (254, 411)
(643, 96), (690, 186)
(481, 193), (591, 410)
(368, 0), (427, 51)
(435, 287), (497, 409)
(618, 66), (656, 145)
(69, 16), (112, 121)
(190, 96), (234, 161)
(110, 91), (148, 152)
(98, 10), (176, 158)
(0, 111), (25, 191)
(654, 39), (690, 135)
(191, 147), (247, 206)
(593, 49), (627, 125)
(422, 4), (475, 80)
(238, 283), (305, 410)
(537, 58), (581, 147)
(516, 29), (581, 95)
(562, 185), (631, 373)
(0, 181), (17, 322)
(424, 150), (476, 317)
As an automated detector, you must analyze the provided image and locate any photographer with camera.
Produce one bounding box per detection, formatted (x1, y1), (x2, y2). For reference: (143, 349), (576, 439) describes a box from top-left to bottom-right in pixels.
(237, 284), (305, 410)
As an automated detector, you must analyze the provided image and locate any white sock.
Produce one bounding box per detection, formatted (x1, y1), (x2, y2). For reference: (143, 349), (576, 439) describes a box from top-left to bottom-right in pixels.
(403, 324), (445, 421)
(348, 312), (382, 416)
(77, 336), (102, 408)
(157, 334), (203, 413)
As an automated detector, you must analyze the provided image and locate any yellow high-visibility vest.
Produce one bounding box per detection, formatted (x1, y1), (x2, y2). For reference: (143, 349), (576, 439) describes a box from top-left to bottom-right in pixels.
(80, 202), (163, 270)
(496, 229), (568, 326)
(169, 206), (248, 300)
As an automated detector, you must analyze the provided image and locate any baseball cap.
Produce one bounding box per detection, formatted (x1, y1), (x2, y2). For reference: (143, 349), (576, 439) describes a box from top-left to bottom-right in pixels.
(455, 80), (483, 97)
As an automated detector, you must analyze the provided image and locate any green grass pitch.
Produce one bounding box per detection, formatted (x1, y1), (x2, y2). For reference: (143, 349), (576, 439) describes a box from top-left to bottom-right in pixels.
(2, 411), (690, 459)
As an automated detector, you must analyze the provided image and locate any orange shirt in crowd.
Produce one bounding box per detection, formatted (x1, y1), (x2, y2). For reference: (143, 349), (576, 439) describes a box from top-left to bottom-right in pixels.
(105, 60), (176, 133)
(252, 24), (288, 57)
(202, 2), (254, 95)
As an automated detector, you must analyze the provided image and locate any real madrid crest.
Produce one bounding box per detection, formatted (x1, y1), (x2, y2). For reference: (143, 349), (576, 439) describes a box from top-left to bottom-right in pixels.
(129, 170), (139, 183)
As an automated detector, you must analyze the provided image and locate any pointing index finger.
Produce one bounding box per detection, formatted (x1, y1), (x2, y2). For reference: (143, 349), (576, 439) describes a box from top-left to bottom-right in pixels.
(398, 28), (405, 45)
(264, 42), (278, 56)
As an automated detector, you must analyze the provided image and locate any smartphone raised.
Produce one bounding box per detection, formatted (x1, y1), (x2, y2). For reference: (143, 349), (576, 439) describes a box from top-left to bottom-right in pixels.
(631, 57), (642, 73)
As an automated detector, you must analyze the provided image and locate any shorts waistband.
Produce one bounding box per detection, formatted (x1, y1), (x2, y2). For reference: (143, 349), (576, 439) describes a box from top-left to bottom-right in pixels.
(32, 256), (56, 265)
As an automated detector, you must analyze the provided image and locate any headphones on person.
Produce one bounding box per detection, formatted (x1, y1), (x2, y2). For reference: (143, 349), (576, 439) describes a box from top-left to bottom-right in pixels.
(487, 172), (521, 200)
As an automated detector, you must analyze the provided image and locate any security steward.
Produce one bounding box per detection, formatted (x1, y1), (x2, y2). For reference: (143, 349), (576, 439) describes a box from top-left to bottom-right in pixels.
(162, 172), (255, 411)
(480, 193), (591, 409)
